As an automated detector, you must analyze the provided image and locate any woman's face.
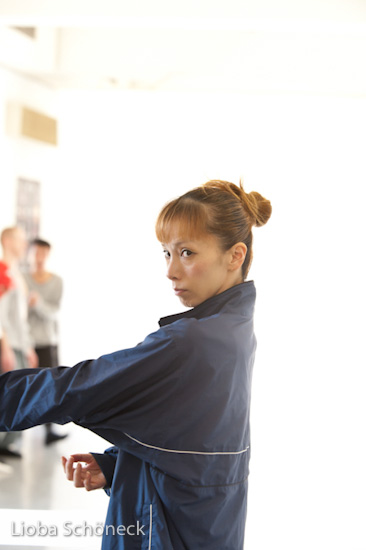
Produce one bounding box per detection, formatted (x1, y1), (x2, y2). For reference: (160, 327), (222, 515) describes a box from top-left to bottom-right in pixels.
(162, 225), (242, 308)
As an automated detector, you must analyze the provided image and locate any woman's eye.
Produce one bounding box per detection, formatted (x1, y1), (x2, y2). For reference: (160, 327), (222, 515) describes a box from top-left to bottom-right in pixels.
(181, 249), (193, 258)
(163, 249), (170, 259)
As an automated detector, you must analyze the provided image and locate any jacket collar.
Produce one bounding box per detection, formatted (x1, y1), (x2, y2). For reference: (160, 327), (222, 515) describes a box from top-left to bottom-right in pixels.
(159, 281), (256, 327)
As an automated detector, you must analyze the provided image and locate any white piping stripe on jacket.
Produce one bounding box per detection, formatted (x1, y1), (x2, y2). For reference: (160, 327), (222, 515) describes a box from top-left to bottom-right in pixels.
(148, 504), (153, 550)
(124, 432), (250, 456)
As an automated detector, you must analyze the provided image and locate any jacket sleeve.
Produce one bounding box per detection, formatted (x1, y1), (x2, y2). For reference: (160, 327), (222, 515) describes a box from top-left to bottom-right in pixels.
(91, 446), (118, 496)
(0, 325), (180, 438)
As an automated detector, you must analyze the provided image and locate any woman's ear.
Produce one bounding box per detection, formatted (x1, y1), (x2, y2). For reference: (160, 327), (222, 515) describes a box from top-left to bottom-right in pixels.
(228, 243), (247, 272)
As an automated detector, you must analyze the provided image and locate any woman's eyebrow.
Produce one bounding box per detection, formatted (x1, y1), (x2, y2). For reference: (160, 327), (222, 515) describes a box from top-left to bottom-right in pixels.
(162, 240), (191, 248)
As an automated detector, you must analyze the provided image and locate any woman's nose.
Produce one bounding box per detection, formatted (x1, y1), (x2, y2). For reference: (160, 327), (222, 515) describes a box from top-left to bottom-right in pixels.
(166, 257), (180, 280)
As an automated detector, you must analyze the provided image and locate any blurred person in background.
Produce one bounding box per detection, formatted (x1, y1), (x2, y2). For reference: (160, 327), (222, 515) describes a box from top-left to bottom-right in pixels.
(24, 238), (67, 445)
(0, 226), (38, 459)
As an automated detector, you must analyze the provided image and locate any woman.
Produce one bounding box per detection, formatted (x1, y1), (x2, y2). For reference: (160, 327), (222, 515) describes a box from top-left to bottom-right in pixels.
(0, 180), (271, 549)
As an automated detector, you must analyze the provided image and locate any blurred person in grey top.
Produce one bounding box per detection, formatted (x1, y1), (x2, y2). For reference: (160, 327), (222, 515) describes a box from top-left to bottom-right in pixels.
(0, 227), (38, 458)
(25, 238), (67, 446)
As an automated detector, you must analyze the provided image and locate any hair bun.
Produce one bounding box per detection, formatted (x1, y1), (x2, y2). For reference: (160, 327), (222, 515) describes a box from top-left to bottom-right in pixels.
(201, 179), (272, 228)
(236, 178), (271, 227)
(244, 190), (272, 227)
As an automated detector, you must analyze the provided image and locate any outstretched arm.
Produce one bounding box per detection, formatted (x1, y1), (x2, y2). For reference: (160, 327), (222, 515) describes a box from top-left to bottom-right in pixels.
(0, 327), (177, 434)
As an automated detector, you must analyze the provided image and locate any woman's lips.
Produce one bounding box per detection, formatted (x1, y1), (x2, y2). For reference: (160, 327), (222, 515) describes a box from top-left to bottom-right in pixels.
(174, 288), (186, 296)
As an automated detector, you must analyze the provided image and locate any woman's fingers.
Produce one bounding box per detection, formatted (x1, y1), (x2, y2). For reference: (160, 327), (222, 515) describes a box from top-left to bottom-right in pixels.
(83, 471), (93, 492)
(70, 453), (93, 463)
(61, 454), (102, 491)
(65, 456), (75, 481)
(73, 462), (85, 488)
(62, 456), (85, 485)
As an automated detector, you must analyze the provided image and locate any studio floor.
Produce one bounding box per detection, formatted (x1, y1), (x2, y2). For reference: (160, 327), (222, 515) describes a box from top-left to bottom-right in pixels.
(0, 423), (109, 550)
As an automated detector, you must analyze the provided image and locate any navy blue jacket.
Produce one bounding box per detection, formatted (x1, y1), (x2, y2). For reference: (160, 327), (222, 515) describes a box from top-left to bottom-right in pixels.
(0, 282), (257, 549)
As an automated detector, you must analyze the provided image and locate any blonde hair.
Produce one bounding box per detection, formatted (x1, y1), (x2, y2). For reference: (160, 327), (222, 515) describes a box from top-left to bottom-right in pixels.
(156, 180), (272, 279)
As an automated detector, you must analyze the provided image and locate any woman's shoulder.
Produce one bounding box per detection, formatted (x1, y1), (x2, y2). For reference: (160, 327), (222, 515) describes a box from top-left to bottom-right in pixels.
(163, 312), (236, 348)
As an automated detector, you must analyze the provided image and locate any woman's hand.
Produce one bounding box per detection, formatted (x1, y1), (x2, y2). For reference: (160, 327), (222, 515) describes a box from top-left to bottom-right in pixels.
(61, 453), (107, 491)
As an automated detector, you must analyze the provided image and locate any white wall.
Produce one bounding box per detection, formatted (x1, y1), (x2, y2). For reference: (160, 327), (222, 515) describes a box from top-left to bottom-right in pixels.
(0, 66), (59, 230)
(1, 69), (365, 550)
(0, 26), (57, 75)
(56, 25), (366, 95)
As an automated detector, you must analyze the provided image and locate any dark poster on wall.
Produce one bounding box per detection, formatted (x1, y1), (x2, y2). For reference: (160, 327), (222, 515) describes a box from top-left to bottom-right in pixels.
(16, 177), (41, 242)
